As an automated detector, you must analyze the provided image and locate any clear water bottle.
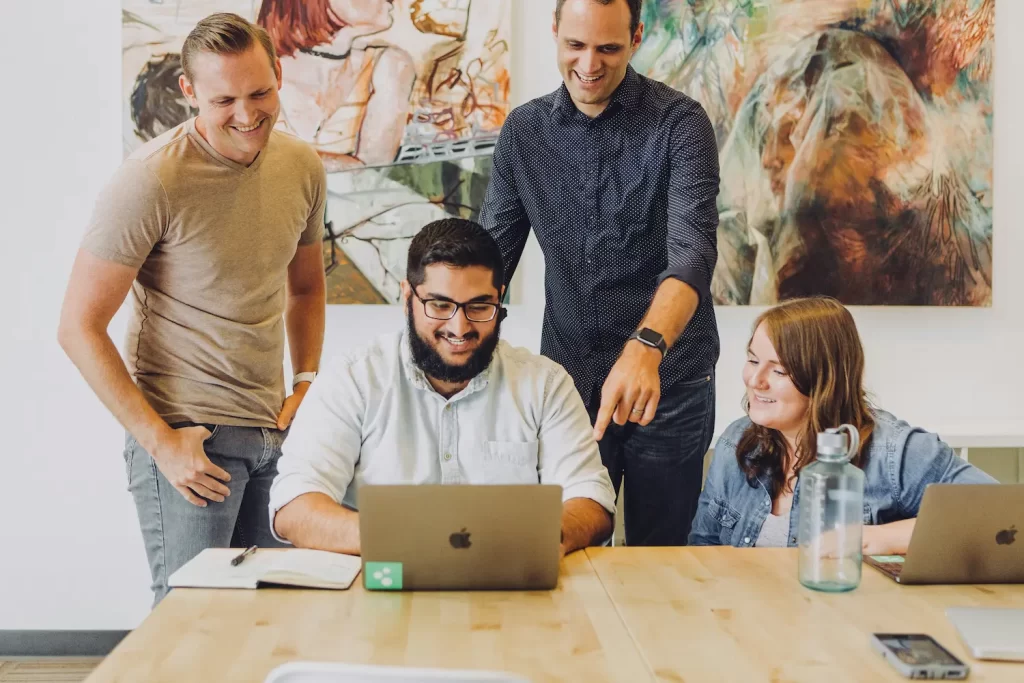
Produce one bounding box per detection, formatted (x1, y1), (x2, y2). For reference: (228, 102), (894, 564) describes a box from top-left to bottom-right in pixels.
(797, 424), (865, 592)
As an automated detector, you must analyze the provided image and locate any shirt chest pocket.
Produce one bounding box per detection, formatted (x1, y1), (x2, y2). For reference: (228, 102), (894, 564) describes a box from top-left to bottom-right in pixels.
(709, 498), (741, 546)
(480, 440), (540, 485)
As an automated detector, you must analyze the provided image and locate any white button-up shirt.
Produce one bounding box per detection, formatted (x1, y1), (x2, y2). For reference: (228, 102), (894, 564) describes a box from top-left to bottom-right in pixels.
(269, 332), (617, 534)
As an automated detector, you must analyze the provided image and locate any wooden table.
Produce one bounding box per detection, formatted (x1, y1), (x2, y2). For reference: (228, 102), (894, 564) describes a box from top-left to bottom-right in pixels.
(86, 548), (1024, 682)
(586, 547), (1024, 682)
(83, 551), (649, 683)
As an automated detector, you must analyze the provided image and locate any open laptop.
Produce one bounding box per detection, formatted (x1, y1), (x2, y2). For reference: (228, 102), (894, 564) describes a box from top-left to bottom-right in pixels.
(359, 484), (563, 591)
(946, 608), (1024, 661)
(864, 484), (1024, 584)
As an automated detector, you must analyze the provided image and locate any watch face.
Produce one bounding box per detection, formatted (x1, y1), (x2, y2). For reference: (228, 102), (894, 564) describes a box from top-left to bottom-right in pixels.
(638, 328), (663, 345)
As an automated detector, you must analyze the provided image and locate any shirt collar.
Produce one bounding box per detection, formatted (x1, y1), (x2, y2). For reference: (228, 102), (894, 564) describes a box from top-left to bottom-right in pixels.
(400, 329), (494, 400)
(550, 64), (643, 120)
(551, 82), (575, 118)
(610, 64), (643, 112)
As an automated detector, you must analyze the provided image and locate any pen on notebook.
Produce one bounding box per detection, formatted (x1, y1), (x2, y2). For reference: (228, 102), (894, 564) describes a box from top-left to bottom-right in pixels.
(230, 545), (258, 566)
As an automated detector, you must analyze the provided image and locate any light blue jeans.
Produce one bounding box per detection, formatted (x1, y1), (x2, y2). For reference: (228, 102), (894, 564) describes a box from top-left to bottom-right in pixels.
(123, 422), (289, 605)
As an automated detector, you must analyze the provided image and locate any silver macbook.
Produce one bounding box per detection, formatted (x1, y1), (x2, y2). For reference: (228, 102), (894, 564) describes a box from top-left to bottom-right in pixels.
(946, 608), (1024, 661)
(358, 484), (563, 591)
(864, 484), (1024, 584)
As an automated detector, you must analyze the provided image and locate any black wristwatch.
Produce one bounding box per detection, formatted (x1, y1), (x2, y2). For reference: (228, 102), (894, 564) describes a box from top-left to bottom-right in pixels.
(629, 327), (667, 356)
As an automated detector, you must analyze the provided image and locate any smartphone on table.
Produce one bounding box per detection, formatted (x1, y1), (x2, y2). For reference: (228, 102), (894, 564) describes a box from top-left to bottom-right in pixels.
(871, 633), (970, 679)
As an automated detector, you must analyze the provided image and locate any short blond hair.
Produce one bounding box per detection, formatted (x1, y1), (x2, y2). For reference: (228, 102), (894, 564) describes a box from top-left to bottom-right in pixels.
(181, 12), (278, 83)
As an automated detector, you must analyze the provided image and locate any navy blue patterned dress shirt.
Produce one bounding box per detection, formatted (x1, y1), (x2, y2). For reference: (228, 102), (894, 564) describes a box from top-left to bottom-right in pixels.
(481, 66), (721, 404)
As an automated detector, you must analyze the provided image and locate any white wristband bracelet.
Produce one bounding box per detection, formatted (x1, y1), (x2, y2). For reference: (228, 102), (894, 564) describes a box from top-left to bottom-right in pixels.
(292, 371), (317, 388)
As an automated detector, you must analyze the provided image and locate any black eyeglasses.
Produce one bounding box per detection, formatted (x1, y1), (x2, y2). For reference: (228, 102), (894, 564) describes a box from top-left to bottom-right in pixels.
(412, 289), (501, 322)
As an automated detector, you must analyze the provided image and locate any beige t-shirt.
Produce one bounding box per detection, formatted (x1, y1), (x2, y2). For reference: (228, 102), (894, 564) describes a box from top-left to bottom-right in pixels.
(82, 118), (326, 427)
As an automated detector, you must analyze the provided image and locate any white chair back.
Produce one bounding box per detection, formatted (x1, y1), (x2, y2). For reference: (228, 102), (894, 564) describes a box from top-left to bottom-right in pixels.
(264, 661), (531, 683)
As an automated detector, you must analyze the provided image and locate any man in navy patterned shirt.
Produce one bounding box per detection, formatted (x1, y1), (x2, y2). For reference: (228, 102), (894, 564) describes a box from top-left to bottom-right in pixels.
(480, 0), (720, 546)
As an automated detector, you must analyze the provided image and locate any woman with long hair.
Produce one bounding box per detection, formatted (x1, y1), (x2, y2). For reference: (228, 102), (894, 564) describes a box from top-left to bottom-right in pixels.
(689, 297), (994, 554)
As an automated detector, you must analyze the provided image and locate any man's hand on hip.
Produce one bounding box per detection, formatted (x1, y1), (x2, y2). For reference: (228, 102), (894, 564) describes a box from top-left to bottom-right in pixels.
(277, 381), (310, 430)
(593, 341), (662, 441)
(151, 426), (231, 507)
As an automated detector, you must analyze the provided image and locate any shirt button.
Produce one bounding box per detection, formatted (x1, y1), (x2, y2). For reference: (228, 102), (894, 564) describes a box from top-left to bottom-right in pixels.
(743, 537), (750, 544)
(444, 405), (451, 411)
(443, 453), (452, 461)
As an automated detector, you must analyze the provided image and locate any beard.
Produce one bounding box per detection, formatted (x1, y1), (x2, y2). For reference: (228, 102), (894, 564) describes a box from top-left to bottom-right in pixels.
(406, 301), (502, 384)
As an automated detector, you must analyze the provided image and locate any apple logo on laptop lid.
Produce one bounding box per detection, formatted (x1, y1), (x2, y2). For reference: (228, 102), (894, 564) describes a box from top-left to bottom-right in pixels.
(449, 528), (472, 549)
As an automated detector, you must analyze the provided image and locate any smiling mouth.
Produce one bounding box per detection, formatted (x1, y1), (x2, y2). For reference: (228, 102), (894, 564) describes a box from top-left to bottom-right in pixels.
(575, 71), (603, 85)
(232, 119), (264, 134)
(754, 395), (777, 404)
(438, 335), (476, 350)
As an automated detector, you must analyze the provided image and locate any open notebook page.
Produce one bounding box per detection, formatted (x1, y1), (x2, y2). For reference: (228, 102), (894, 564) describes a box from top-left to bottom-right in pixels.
(261, 549), (362, 589)
(168, 548), (361, 590)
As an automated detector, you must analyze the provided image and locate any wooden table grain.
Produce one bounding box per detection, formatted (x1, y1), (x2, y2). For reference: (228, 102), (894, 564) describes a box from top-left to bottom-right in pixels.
(585, 547), (1024, 682)
(84, 551), (650, 683)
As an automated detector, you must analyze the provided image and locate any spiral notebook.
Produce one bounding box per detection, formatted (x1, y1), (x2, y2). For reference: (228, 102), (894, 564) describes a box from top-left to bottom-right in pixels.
(168, 548), (362, 590)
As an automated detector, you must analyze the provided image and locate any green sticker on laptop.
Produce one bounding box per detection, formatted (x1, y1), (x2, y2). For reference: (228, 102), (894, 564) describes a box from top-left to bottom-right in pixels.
(364, 562), (403, 590)
(869, 555), (905, 563)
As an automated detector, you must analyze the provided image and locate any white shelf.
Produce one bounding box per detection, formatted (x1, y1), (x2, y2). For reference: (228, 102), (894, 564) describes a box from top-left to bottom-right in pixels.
(708, 422), (1024, 451)
(925, 421), (1024, 449)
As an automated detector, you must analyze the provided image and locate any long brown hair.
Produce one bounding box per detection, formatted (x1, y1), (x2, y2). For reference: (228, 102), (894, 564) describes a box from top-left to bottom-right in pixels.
(257, 0), (348, 58)
(737, 297), (875, 498)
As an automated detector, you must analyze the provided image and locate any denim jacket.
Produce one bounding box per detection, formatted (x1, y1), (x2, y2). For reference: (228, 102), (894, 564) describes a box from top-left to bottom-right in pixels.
(689, 410), (997, 547)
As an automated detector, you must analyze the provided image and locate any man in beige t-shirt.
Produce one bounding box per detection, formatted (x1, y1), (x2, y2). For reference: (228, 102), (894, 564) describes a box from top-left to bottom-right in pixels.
(58, 13), (327, 604)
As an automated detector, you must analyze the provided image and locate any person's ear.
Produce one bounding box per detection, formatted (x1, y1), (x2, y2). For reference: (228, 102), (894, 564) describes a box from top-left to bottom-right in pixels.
(552, 11), (558, 40)
(400, 280), (411, 306)
(274, 57), (283, 89)
(632, 22), (644, 51)
(179, 74), (198, 108)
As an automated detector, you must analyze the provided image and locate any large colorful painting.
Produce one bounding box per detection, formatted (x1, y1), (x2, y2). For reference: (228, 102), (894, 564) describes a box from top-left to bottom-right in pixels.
(123, 0), (510, 303)
(634, 0), (994, 306)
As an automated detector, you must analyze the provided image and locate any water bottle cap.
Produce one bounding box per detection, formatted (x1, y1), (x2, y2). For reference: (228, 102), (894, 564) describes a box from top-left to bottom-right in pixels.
(817, 424), (860, 462)
(817, 431), (847, 456)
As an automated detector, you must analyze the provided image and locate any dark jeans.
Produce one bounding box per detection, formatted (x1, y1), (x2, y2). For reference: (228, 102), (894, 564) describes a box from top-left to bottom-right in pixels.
(589, 373), (715, 546)
(123, 422), (290, 605)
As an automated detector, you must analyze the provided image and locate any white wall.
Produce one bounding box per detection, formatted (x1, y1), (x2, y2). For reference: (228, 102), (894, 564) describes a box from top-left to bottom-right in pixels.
(1, 0), (1021, 629)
